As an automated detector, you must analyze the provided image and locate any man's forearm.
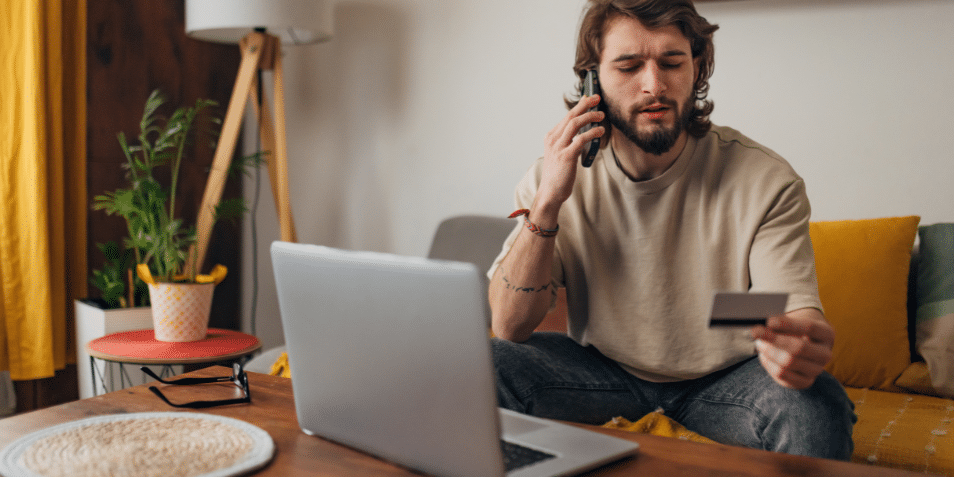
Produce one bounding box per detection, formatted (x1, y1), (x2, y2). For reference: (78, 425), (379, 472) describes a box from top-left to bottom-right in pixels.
(489, 225), (558, 342)
(491, 131), (576, 341)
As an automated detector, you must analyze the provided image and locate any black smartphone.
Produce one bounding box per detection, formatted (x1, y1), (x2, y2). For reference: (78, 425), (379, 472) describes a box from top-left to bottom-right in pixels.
(579, 69), (602, 167)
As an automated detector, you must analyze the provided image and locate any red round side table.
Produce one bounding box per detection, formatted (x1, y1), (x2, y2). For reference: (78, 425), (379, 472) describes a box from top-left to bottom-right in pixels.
(86, 328), (261, 396)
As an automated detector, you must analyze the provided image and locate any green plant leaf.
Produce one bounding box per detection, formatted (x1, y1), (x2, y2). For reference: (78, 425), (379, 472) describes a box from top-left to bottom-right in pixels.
(214, 197), (249, 224)
(92, 89), (250, 285)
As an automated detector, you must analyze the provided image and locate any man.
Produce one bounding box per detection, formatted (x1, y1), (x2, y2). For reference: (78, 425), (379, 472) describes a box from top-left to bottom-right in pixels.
(487, 0), (855, 460)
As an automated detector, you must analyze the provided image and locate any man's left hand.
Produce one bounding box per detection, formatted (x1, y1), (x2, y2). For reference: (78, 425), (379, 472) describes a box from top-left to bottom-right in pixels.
(750, 308), (834, 390)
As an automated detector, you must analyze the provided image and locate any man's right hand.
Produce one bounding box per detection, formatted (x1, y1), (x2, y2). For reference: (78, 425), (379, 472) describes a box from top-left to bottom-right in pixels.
(535, 94), (605, 216)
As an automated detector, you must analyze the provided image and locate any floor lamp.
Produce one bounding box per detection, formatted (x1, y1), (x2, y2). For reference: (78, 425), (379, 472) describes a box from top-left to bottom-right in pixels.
(184, 0), (333, 274)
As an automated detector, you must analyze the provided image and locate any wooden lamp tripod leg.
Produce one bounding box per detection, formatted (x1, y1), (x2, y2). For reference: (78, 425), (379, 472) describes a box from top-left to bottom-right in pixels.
(271, 40), (297, 243)
(251, 50), (296, 244)
(190, 31), (297, 276)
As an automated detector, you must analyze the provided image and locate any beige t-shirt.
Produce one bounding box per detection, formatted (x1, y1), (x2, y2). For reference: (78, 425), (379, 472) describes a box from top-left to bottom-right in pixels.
(489, 126), (822, 382)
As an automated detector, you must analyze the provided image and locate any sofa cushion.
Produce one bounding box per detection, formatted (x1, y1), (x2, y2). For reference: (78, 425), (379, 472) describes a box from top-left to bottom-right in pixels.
(895, 362), (940, 397)
(809, 216), (920, 391)
(912, 223), (954, 398)
(845, 386), (954, 474)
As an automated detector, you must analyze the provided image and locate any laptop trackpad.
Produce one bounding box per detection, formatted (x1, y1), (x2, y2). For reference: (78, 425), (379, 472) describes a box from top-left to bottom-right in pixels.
(500, 411), (548, 437)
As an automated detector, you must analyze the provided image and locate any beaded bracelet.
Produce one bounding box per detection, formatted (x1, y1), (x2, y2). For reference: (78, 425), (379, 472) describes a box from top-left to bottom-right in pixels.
(508, 209), (559, 237)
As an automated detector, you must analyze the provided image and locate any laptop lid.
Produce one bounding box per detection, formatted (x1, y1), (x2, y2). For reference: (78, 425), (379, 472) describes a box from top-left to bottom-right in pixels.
(271, 241), (638, 477)
(272, 241), (505, 476)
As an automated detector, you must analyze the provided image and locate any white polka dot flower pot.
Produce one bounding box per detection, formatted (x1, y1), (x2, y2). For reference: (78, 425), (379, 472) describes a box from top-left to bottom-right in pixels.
(147, 282), (215, 342)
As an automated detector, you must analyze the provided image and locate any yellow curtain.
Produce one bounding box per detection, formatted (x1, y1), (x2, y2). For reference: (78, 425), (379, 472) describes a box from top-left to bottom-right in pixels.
(0, 0), (87, 380)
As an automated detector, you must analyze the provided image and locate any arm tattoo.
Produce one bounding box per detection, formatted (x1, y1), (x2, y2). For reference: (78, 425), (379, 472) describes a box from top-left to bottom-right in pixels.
(501, 275), (552, 294)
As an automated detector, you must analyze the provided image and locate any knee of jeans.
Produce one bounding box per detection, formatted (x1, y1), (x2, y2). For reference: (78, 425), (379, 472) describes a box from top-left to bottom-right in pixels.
(490, 337), (550, 387)
(490, 335), (575, 414)
(490, 336), (523, 367)
(490, 333), (570, 363)
(809, 372), (856, 424)
(490, 337), (525, 410)
(490, 335), (559, 378)
(762, 372), (856, 460)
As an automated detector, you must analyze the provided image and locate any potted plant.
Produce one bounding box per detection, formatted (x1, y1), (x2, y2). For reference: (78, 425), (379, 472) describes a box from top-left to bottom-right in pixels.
(92, 89), (258, 342)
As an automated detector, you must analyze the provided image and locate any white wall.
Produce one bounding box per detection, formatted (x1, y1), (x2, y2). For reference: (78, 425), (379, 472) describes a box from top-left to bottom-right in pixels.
(243, 0), (954, 349)
(700, 0), (954, 224)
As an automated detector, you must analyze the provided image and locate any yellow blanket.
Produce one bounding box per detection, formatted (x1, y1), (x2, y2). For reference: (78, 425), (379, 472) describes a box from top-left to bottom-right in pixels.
(602, 412), (715, 444)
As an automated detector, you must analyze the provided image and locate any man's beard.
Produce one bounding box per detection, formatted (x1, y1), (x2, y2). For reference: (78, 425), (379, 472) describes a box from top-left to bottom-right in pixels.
(606, 93), (694, 156)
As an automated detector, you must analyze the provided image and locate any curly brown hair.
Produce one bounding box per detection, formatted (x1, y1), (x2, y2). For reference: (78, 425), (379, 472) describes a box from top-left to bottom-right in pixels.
(566, 0), (719, 139)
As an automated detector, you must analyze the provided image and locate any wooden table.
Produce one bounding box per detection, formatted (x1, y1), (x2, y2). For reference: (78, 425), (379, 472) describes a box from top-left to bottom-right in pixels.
(0, 367), (929, 477)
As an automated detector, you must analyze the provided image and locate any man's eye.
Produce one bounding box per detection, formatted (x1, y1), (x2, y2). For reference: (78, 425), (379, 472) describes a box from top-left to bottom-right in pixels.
(662, 63), (682, 69)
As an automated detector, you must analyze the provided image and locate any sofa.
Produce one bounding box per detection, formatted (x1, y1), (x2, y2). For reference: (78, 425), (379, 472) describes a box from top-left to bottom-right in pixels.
(803, 216), (953, 474)
(258, 214), (954, 475)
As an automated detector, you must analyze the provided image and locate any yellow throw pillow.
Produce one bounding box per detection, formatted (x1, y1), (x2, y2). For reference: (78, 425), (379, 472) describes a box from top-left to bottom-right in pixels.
(810, 216), (920, 391)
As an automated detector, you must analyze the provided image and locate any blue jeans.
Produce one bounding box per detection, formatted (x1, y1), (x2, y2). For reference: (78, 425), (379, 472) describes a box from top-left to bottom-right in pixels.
(492, 332), (856, 460)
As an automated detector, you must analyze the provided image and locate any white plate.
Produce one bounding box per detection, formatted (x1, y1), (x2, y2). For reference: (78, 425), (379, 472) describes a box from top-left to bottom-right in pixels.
(0, 412), (274, 477)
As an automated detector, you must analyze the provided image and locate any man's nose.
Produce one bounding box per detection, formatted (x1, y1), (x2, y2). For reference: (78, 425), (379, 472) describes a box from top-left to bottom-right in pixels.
(640, 63), (667, 96)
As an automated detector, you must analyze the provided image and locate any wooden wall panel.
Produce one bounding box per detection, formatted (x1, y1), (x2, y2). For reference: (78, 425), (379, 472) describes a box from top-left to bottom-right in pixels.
(15, 0), (243, 413)
(85, 0), (242, 332)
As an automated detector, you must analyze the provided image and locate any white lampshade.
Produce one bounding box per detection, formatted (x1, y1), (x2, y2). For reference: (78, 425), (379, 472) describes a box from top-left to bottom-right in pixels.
(186, 0), (333, 45)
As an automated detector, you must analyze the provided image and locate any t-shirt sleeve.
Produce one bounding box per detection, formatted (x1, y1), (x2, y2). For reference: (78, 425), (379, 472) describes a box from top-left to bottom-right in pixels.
(747, 178), (824, 314)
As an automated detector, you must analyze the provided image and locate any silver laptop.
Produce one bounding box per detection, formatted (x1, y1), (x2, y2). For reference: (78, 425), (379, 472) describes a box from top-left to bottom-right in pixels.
(271, 241), (639, 477)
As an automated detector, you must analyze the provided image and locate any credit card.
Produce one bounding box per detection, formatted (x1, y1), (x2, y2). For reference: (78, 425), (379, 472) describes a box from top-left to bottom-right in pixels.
(708, 292), (788, 327)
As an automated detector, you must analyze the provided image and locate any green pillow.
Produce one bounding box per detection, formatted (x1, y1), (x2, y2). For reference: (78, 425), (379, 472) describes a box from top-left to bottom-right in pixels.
(914, 224), (954, 398)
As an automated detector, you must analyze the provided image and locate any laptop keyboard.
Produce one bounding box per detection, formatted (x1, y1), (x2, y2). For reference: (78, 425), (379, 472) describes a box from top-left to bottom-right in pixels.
(501, 439), (557, 472)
